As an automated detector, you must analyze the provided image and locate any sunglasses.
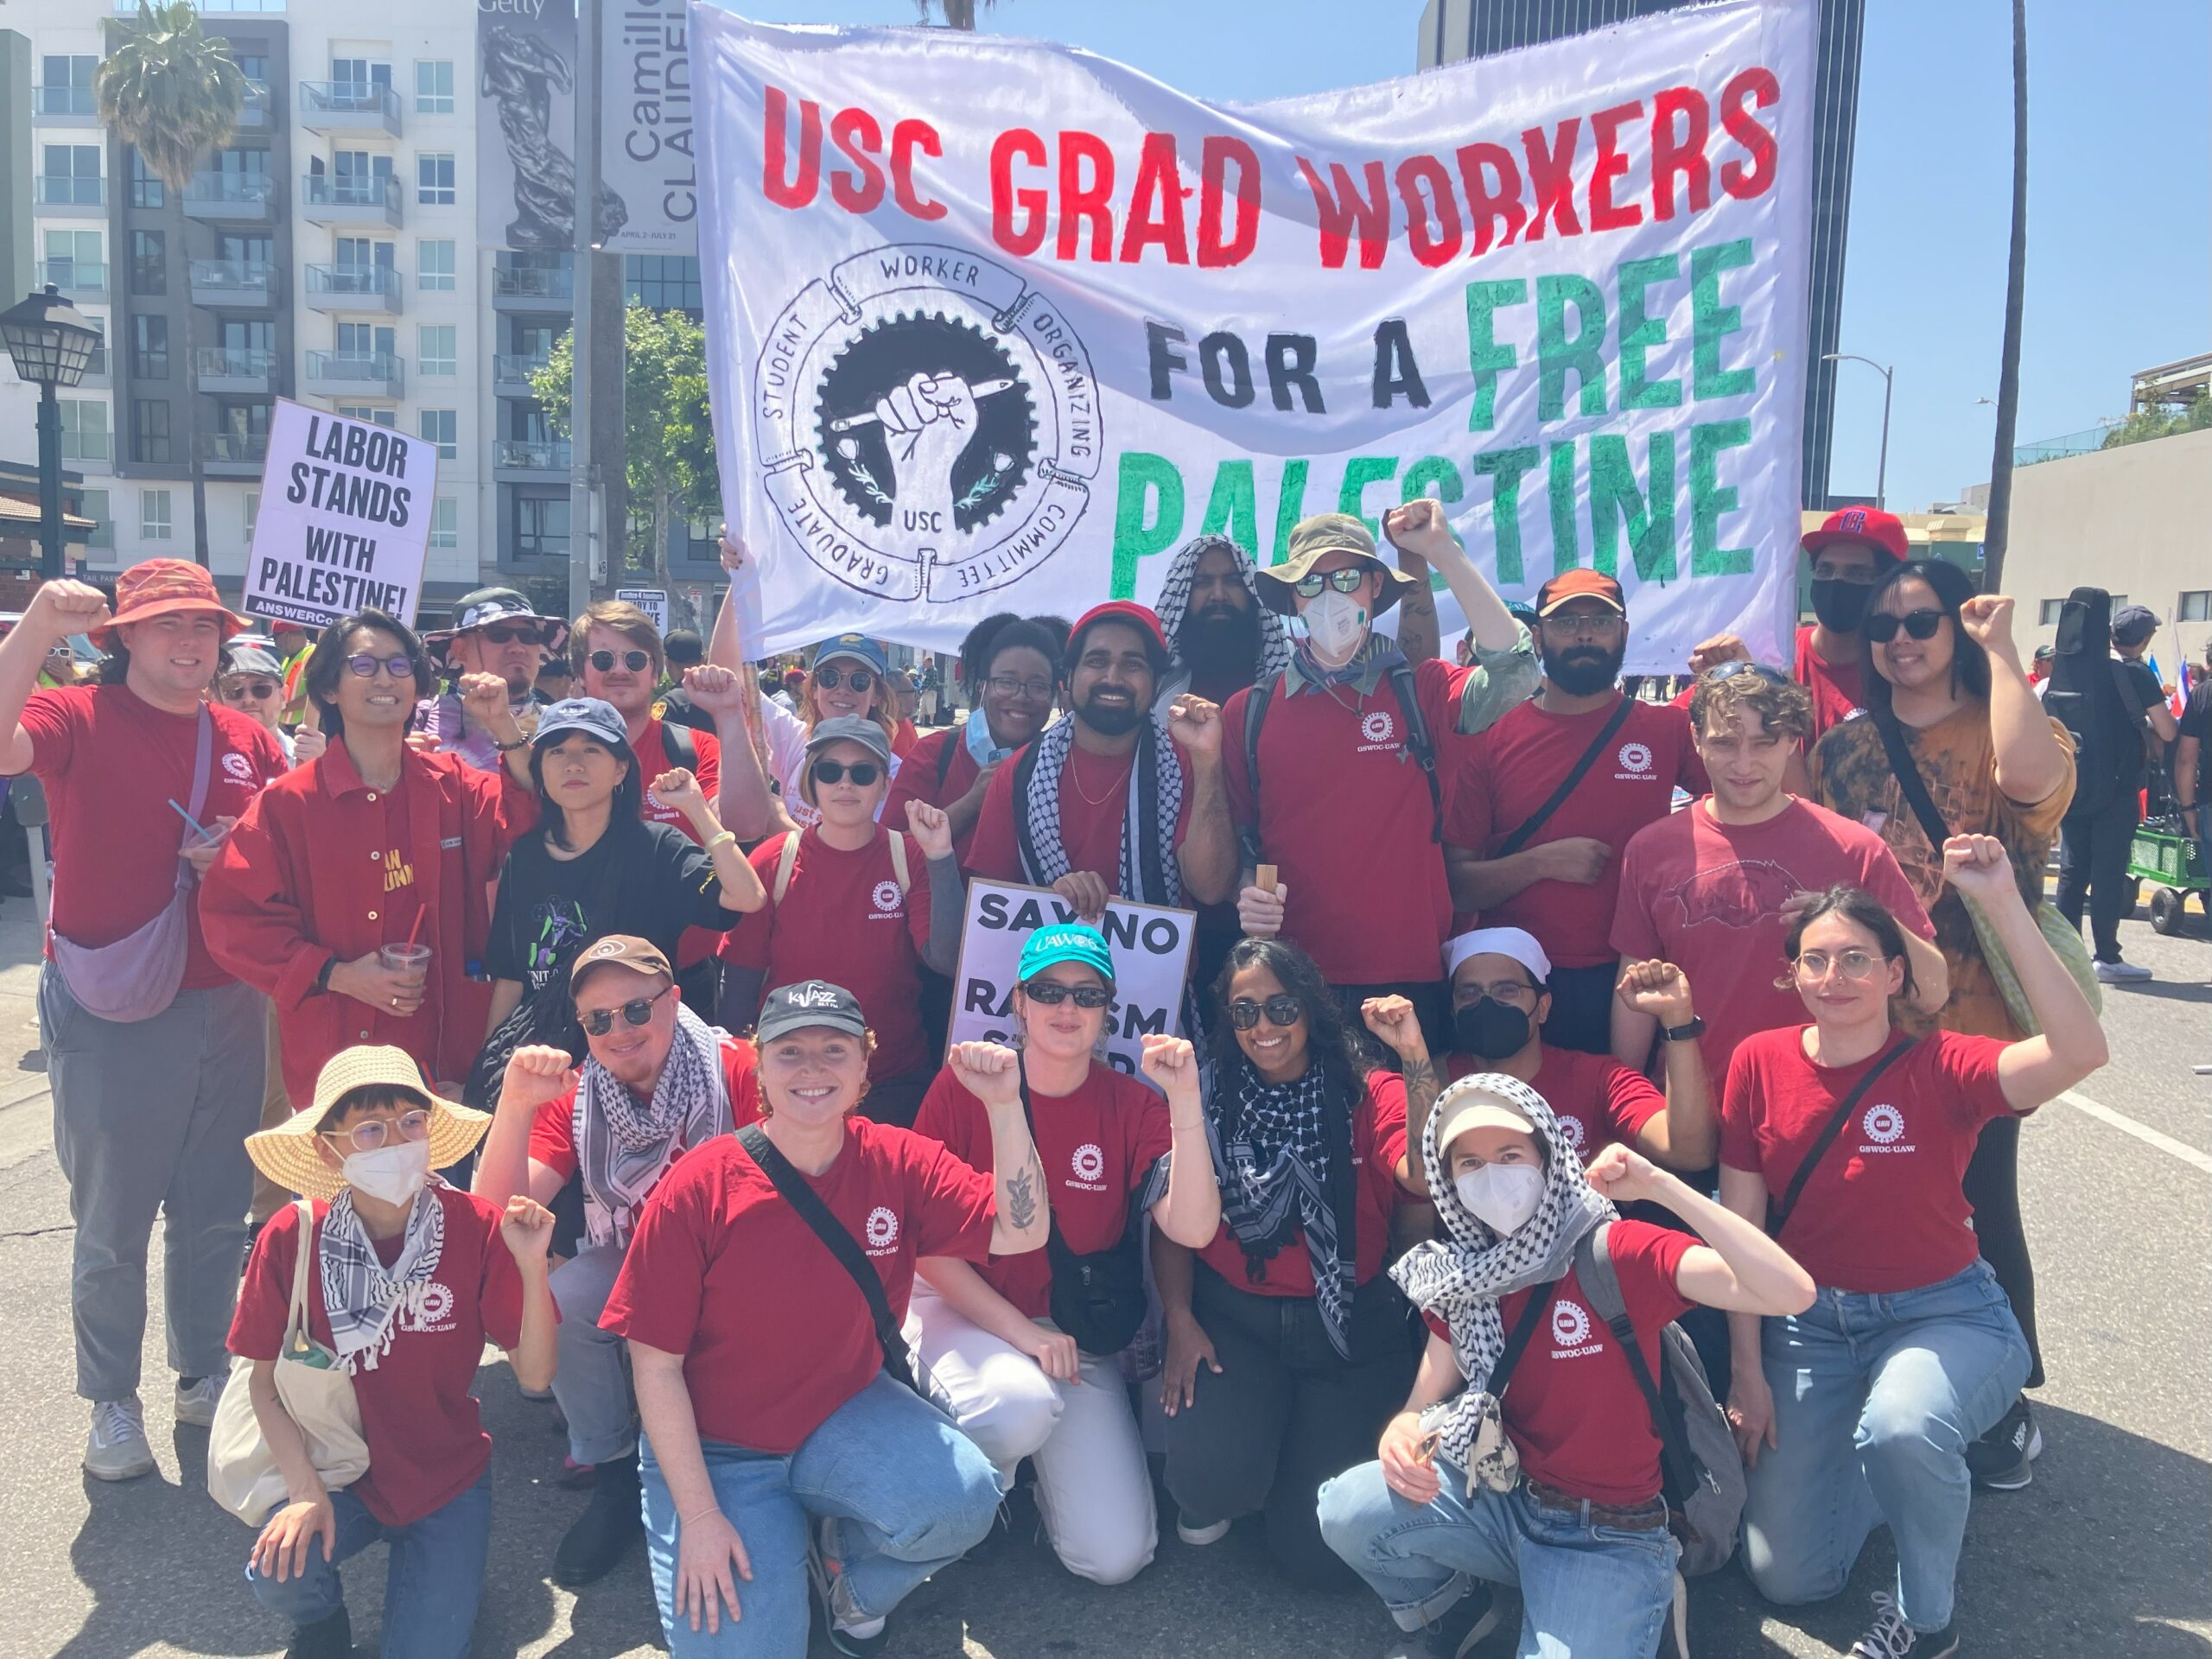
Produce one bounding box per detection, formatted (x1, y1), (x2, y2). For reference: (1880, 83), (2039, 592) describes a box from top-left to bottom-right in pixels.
(1707, 661), (1792, 685)
(479, 625), (545, 646)
(1293, 568), (1370, 598)
(814, 664), (875, 692)
(1228, 993), (1305, 1030)
(588, 649), (653, 673)
(580, 985), (674, 1037)
(221, 679), (279, 700)
(320, 1108), (430, 1154)
(346, 652), (415, 680)
(1864, 609), (1946, 644)
(810, 759), (881, 786)
(1021, 981), (1113, 1007)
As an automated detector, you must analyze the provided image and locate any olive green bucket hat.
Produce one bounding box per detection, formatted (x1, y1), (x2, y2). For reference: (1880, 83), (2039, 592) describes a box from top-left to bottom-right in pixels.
(1251, 512), (1427, 619)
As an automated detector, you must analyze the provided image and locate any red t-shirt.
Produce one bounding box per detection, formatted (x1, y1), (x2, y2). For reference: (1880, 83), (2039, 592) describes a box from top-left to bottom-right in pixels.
(717, 828), (934, 1081)
(1608, 798), (1934, 1079)
(1447, 696), (1707, 968)
(528, 1031), (764, 1180)
(964, 738), (1198, 892)
(1446, 1046), (1665, 1165)
(883, 727), (984, 865)
(912, 1061), (1172, 1321)
(634, 716), (723, 969)
(1223, 661), (1466, 985)
(20, 684), (288, 990)
(601, 1118), (995, 1453)
(227, 1186), (526, 1527)
(1425, 1219), (1693, 1506)
(1721, 1027), (2016, 1294)
(1796, 626), (1868, 743)
(1198, 1071), (1409, 1295)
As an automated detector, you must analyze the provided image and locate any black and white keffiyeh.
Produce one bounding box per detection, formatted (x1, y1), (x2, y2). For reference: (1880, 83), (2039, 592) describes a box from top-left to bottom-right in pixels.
(1207, 1058), (1361, 1358)
(574, 1004), (731, 1249)
(1390, 1073), (1615, 1496)
(1154, 533), (1293, 689)
(320, 1184), (448, 1375)
(1012, 711), (1185, 907)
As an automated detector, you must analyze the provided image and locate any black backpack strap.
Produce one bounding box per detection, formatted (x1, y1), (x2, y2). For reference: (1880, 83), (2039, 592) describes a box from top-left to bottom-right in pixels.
(660, 721), (697, 771)
(1870, 711), (1952, 854)
(734, 1123), (917, 1390)
(1495, 695), (1637, 858)
(936, 727), (960, 790)
(1383, 660), (1445, 843)
(1765, 1037), (1919, 1237)
(1482, 1274), (1565, 1399)
(1575, 1224), (1700, 1512)
(1238, 677), (1275, 867)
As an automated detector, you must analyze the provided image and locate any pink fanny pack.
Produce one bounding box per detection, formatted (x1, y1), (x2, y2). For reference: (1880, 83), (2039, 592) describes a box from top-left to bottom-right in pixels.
(49, 707), (212, 1024)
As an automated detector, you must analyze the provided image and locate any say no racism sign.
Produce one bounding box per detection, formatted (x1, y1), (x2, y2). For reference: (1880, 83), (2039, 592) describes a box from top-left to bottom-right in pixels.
(245, 399), (437, 630)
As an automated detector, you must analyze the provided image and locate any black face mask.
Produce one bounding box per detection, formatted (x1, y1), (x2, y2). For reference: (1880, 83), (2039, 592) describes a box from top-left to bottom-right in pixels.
(1452, 997), (1533, 1061)
(1539, 637), (1626, 698)
(1809, 578), (1872, 634)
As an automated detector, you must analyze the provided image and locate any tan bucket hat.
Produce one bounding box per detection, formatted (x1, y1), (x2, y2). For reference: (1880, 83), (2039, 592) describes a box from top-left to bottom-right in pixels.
(245, 1045), (490, 1203)
(1251, 512), (1426, 619)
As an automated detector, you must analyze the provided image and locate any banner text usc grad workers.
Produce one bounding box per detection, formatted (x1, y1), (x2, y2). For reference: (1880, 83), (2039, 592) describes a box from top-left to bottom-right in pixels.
(693, 1), (1815, 671)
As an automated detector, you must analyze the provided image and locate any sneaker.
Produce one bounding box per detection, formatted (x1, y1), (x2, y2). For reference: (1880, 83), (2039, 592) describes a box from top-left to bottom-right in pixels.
(1966, 1395), (2043, 1491)
(83, 1396), (156, 1482)
(284, 1606), (353, 1658)
(809, 1516), (889, 1657)
(175, 1371), (227, 1428)
(552, 1453), (641, 1586)
(1387, 1585), (1499, 1659)
(1849, 1593), (1958, 1658)
(556, 1454), (596, 1490)
(2094, 957), (2153, 982)
(1175, 1510), (1230, 1547)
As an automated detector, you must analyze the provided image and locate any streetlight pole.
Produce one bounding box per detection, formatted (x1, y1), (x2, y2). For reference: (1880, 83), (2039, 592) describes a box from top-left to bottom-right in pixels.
(0, 285), (99, 582)
(569, 0), (601, 620)
(1824, 352), (1894, 510)
(34, 385), (63, 580)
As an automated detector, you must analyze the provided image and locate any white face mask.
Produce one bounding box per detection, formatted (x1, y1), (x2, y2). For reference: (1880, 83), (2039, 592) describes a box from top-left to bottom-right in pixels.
(343, 1139), (433, 1207)
(1455, 1162), (1545, 1235)
(1299, 587), (1370, 662)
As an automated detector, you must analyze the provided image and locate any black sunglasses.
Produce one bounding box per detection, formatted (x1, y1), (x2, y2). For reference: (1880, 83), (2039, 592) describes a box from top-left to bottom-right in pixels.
(811, 759), (881, 786)
(480, 624), (544, 645)
(580, 985), (673, 1037)
(815, 664), (875, 692)
(1021, 981), (1113, 1007)
(1292, 568), (1369, 598)
(1707, 661), (1792, 685)
(588, 649), (653, 673)
(222, 679), (280, 699)
(1228, 994), (1305, 1030)
(1864, 609), (1946, 644)
(346, 652), (415, 679)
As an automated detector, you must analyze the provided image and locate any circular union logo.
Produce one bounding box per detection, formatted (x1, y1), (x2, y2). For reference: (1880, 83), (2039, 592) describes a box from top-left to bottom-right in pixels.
(871, 880), (903, 913)
(1071, 1142), (1105, 1183)
(1863, 1103), (1905, 1144)
(1551, 1301), (1592, 1348)
(1618, 741), (1654, 772)
(1556, 1117), (1588, 1156)
(221, 752), (257, 783)
(865, 1205), (899, 1249)
(1361, 710), (1395, 744)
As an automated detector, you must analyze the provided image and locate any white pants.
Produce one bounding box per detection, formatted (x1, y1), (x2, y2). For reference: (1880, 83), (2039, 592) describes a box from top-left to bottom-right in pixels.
(906, 1283), (1157, 1586)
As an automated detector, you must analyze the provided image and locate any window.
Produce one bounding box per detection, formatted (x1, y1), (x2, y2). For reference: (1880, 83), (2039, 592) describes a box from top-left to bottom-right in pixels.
(418, 325), (456, 376)
(2182, 592), (2211, 622)
(39, 55), (97, 116)
(43, 229), (101, 289)
(338, 404), (397, 428)
(429, 496), (459, 549)
(417, 154), (456, 207)
(235, 54), (269, 85)
(82, 316), (107, 376)
(141, 489), (174, 542)
(59, 401), (109, 461)
(41, 144), (101, 205)
(220, 318), (276, 355)
(624, 255), (703, 314)
(131, 315), (169, 380)
(81, 489), (112, 551)
(415, 60), (455, 113)
(245, 492), (260, 540)
(132, 399), (172, 464)
(131, 230), (167, 296)
(419, 409), (457, 460)
(2038, 599), (2065, 626)
(129, 150), (165, 210)
(515, 496), (570, 558)
(418, 238), (456, 291)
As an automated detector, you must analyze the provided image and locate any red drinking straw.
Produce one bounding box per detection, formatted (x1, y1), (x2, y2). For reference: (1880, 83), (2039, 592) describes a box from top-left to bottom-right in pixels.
(404, 905), (425, 950)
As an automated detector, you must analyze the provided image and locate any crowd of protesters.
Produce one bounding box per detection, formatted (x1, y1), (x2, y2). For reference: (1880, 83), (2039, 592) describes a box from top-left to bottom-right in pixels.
(0, 497), (2121, 1659)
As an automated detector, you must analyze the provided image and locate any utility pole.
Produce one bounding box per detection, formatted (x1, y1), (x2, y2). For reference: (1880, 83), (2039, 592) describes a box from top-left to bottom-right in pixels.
(568, 0), (601, 619)
(1982, 0), (2028, 591)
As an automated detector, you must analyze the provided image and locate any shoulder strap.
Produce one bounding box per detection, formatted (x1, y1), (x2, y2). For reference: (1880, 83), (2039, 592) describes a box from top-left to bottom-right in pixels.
(936, 728), (959, 789)
(887, 830), (910, 894)
(1871, 712), (1952, 853)
(1239, 677), (1275, 866)
(1766, 1037), (1920, 1237)
(284, 1198), (316, 1356)
(772, 832), (801, 906)
(734, 1122), (917, 1390)
(1483, 1273), (1566, 1399)
(1573, 1224), (1700, 1508)
(2110, 659), (2154, 727)
(1496, 695), (1636, 858)
(187, 704), (216, 824)
(662, 722), (697, 769)
(1383, 661), (1444, 843)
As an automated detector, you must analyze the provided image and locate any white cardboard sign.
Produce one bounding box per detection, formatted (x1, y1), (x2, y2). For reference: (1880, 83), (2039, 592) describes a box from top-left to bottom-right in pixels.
(245, 398), (436, 630)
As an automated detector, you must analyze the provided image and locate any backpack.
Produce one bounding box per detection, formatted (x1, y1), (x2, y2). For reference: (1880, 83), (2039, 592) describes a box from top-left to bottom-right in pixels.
(2041, 587), (2152, 817)
(771, 828), (909, 905)
(1239, 659), (1442, 862)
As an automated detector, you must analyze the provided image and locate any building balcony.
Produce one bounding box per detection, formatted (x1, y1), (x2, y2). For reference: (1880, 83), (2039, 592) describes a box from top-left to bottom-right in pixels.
(492, 263), (573, 310)
(493, 439), (570, 481)
(236, 79), (272, 129)
(304, 349), (403, 399)
(300, 172), (401, 228)
(298, 79), (401, 138)
(181, 170), (277, 221)
(202, 433), (270, 478)
(304, 264), (402, 314)
(195, 346), (278, 394)
(189, 258), (276, 308)
(34, 177), (105, 215)
(32, 86), (98, 125)
(39, 259), (105, 297)
(493, 353), (551, 393)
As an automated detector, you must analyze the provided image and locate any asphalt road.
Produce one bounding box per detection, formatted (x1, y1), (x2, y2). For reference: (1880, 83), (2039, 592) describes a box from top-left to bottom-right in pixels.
(3, 910), (2208, 1659)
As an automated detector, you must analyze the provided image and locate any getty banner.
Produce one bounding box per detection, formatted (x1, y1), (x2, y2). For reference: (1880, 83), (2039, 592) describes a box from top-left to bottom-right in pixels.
(694, 0), (1815, 671)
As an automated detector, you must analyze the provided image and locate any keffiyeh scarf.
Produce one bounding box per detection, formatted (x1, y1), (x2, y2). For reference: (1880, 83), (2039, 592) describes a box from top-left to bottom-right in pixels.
(1154, 533), (1294, 688)
(1390, 1073), (1615, 1497)
(1208, 1058), (1360, 1358)
(320, 1183), (448, 1375)
(575, 1004), (731, 1249)
(1013, 711), (1184, 907)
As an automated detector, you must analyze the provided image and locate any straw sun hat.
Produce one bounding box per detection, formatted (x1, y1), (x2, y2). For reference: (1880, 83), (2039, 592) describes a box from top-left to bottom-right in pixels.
(246, 1046), (491, 1203)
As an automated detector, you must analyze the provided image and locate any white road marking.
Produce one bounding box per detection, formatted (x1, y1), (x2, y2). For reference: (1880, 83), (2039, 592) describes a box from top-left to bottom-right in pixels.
(2058, 1089), (2212, 1175)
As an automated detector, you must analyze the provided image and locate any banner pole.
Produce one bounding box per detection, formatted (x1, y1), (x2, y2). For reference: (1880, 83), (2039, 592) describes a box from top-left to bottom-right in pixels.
(569, 0), (602, 620)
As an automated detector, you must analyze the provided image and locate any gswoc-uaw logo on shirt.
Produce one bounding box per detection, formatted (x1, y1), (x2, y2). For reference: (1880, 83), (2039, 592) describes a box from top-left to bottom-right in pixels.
(1070, 1141), (1106, 1188)
(1617, 741), (1654, 773)
(864, 1205), (900, 1255)
(870, 880), (904, 914)
(1861, 1102), (1911, 1152)
(753, 245), (1102, 602)
(1551, 1300), (1594, 1351)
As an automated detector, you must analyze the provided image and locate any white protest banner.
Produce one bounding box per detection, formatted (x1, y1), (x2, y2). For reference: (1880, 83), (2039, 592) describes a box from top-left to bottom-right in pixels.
(615, 586), (669, 634)
(948, 880), (1195, 1087)
(601, 0), (698, 254)
(693, 1), (1815, 672)
(245, 399), (435, 630)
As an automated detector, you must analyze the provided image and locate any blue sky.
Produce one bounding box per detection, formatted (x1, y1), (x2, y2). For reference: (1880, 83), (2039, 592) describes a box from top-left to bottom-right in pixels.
(718, 0), (2211, 512)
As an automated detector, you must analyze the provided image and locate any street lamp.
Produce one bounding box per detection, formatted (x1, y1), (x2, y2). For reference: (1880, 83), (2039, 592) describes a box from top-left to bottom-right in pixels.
(1, 284), (101, 581)
(1824, 352), (1894, 511)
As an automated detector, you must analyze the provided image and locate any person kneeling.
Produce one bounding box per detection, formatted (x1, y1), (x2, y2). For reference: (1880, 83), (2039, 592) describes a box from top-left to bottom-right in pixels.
(1318, 1076), (1813, 1659)
(232, 1047), (556, 1659)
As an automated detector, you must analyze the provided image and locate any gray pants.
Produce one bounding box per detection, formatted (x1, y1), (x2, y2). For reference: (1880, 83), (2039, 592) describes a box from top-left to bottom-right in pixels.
(41, 964), (264, 1402)
(551, 1244), (636, 1465)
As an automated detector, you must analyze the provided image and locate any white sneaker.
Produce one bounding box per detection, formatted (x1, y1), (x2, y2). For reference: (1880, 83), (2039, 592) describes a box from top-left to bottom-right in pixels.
(1176, 1511), (1231, 1547)
(84, 1397), (156, 1482)
(174, 1372), (226, 1427)
(2094, 958), (2153, 982)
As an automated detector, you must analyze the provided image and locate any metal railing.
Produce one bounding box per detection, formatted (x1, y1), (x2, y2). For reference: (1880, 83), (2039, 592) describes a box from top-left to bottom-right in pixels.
(492, 264), (574, 302)
(203, 433), (271, 465)
(39, 260), (105, 293)
(300, 79), (400, 119)
(35, 86), (95, 116)
(183, 170), (276, 207)
(304, 350), (403, 388)
(301, 173), (401, 212)
(196, 346), (277, 378)
(306, 264), (401, 299)
(493, 352), (553, 381)
(188, 258), (275, 296)
(494, 439), (571, 470)
(35, 176), (105, 207)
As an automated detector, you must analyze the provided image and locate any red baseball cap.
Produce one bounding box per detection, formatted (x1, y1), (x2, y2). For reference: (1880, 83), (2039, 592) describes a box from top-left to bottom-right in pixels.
(1534, 568), (1626, 616)
(1802, 506), (1910, 564)
(1069, 600), (1169, 659)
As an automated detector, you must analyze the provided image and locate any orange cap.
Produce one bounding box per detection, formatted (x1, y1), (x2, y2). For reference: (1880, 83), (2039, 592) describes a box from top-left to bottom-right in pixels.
(1534, 568), (1626, 616)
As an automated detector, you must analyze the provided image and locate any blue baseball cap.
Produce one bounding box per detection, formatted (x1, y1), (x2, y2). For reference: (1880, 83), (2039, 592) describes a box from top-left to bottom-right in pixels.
(809, 633), (890, 677)
(531, 696), (628, 751)
(1017, 923), (1115, 986)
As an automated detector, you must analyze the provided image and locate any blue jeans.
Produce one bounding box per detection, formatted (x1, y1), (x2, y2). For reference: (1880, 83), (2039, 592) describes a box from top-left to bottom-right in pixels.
(1318, 1462), (1679, 1659)
(640, 1372), (1000, 1657)
(244, 1469), (493, 1659)
(1742, 1259), (2031, 1633)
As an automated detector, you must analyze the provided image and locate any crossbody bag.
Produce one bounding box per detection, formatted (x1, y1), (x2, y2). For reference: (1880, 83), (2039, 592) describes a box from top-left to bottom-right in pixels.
(1018, 1070), (1148, 1357)
(1764, 1036), (1917, 1237)
(1494, 695), (1637, 858)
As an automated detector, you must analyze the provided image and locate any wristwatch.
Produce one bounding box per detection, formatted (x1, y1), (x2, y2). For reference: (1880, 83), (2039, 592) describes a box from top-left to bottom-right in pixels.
(1661, 1015), (1707, 1044)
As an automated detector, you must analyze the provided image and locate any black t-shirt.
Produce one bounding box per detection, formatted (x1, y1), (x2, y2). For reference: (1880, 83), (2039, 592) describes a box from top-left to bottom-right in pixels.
(2115, 658), (2164, 791)
(2181, 683), (2212, 750)
(486, 817), (727, 990)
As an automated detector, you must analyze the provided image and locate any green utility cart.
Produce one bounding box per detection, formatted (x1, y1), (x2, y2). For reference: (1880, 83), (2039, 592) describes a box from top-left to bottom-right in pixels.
(2127, 816), (2209, 934)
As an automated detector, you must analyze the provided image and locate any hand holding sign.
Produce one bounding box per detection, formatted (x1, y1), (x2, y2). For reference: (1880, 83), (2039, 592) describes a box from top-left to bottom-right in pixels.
(1052, 871), (1112, 925)
(947, 1039), (1022, 1108)
(1237, 872), (1287, 938)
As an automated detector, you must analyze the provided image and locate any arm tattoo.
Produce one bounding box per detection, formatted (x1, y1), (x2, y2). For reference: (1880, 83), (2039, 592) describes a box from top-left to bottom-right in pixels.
(1004, 1154), (1041, 1232)
(1402, 1054), (1440, 1137)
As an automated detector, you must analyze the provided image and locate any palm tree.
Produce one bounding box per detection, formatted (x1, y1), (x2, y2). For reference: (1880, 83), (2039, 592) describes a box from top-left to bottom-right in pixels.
(96, 1), (247, 570)
(1980, 0), (2028, 591)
